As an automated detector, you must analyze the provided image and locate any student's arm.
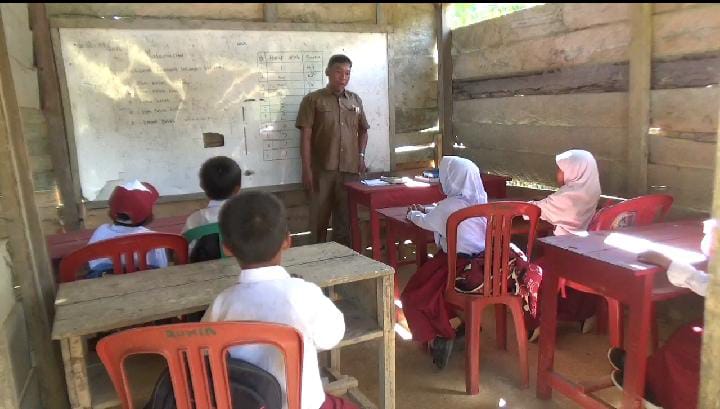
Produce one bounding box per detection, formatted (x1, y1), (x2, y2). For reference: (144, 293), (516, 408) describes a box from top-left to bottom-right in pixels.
(638, 250), (709, 297)
(301, 285), (345, 351)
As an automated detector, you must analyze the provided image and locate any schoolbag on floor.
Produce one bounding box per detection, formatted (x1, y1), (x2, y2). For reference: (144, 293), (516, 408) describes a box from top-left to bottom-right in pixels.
(143, 356), (283, 409)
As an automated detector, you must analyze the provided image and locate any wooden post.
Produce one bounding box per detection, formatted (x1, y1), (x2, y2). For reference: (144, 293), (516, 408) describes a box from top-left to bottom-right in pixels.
(29, 3), (81, 230)
(0, 9), (69, 409)
(698, 104), (720, 408)
(626, 3), (652, 196)
(264, 3), (277, 22)
(436, 3), (452, 160)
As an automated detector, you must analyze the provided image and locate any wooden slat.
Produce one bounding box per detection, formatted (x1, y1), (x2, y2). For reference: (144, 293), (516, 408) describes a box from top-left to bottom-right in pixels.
(453, 123), (625, 161)
(561, 4), (629, 30)
(653, 5), (720, 58)
(453, 22), (630, 80)
(453, 92), (628, 128)
(649, 136), (716, 170)
(437, 3), (452, 159)
(653, 53), (720, 89)
(648, 164), (714, 211)
(263, 3), (277, 22)
(651, 88), (720, 134)
(29, 3), (81, 230)
(626, 3), (653, 195)
(46, 3), (264, 20)
(336, 299), (383, 348)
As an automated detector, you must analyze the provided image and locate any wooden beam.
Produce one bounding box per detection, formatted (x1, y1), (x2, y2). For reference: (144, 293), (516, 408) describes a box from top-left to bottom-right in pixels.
(699, 94), (720, 409)
(28, 3), (81, 231)
(626, 3), (652, 195)
(263, 3), (278, 23)
(0, 8), (69, 409)
(437, 3), (453, 157)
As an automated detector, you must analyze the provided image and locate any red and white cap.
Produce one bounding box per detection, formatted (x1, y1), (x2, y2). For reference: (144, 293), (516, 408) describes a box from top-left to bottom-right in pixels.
(108, 180), (160, 225)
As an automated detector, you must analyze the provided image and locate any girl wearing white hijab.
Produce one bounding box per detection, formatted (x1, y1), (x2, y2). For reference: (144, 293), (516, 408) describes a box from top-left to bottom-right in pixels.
(524, 150), (602, 341)
(401, 156), (488, 369)
(530, 149), (601, 236)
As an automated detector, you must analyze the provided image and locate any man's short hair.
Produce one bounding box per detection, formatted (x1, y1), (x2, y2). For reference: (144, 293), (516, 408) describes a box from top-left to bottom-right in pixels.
(327, 54), (352, 69)
(200, 156), (242, 200)
(219, 191), (288, 265)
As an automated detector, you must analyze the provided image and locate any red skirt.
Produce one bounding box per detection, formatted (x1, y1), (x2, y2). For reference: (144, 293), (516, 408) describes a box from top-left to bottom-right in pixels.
(646, 322), (703, 409)
(320, 393), (359, 409)
(400, 252), (467, 343)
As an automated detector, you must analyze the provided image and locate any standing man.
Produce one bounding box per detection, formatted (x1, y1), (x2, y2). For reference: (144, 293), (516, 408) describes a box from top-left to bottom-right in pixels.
(295, 54), (370, 246)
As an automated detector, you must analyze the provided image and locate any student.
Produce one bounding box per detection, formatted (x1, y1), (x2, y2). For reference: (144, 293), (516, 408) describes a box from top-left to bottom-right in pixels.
(607, 218), (716, 409)
(400, 156), (488, 369)
(183, 156), (242, 262)
(202, 191), (356, 409)
(524, 149), (602, 341)
(86, 180), (167, 277)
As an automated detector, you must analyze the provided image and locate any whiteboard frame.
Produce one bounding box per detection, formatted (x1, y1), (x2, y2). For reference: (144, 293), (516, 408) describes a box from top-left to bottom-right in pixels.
(49, 17), (394, 206)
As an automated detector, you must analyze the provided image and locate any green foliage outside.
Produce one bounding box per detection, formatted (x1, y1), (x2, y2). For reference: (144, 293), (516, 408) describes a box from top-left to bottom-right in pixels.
(447, 3), (546, 29)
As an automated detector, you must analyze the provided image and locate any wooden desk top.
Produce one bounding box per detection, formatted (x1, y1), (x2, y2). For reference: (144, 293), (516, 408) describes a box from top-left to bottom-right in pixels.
(52, 242), (394, 340)
(538, 220), (705, 277)
(345, 173), (511, 194)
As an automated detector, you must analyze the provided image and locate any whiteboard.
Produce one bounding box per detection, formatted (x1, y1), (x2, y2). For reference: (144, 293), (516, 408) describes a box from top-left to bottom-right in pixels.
(57, 28), (390, 201)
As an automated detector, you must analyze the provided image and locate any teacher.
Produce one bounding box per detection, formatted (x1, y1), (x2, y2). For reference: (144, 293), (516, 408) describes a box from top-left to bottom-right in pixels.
(295, 54), (370, 246)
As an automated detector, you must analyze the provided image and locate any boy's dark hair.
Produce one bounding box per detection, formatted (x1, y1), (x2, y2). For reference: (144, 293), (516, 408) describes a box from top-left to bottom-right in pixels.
(327, 54), (352, 69)
(200, 156), (242, 201)
(219, 191), (288, 265)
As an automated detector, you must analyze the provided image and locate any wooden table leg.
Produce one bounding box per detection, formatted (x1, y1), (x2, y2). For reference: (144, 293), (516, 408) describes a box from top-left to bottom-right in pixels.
(621, 275), (653, 409)
(371, 208), (383, 261)
(537, 252), (561, 400)
(377, 274), (395, 409)
(60, 336), (91, 409)
(348, 194), (362, 253)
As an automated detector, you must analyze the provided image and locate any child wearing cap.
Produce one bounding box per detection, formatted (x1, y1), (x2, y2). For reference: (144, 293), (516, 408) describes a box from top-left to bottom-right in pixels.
(86, 180), (168, 277)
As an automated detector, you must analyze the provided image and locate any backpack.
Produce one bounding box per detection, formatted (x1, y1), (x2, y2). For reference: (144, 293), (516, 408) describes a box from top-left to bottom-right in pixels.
(189, 233), (222, 263)
(144, 356), (283, 409)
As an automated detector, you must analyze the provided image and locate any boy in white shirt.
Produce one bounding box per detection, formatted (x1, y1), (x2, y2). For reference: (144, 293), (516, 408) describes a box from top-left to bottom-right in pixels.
(86, 180), (168, 277)
(183, 156), (243, 261)
(202, 191), (357, 409)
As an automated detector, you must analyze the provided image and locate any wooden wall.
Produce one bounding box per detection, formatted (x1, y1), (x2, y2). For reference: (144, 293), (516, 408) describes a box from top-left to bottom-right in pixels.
(452, 3), (720, 211)
(34, 3), (439, 234)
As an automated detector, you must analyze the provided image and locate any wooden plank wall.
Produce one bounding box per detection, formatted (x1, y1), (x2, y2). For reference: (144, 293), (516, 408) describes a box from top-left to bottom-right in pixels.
(41, 3), (438, 234)
(452, 3), (720, 211)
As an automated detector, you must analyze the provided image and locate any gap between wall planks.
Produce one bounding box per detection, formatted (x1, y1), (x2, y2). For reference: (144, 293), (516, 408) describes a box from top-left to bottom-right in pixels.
(29, 3), (81, 231)
(0, 9), (69, 409)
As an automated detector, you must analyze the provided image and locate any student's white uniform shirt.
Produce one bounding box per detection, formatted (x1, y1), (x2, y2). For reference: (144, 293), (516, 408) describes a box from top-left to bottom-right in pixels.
(407, 156), (487, 255)
(182, 200), (226, 252)
(87, 224), (169, 270)
(202, 265), (345, 409)
(182, 199), (226, 233)
(667, 262), (708, 297)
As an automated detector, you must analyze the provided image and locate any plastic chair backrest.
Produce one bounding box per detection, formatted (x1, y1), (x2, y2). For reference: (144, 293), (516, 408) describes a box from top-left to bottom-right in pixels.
(588, 194), (674, 231)
(59, 233), (189, 283)
(446, 201), (541, 297)
(183, 222), (225, 258)
(97, 322), (303, 409)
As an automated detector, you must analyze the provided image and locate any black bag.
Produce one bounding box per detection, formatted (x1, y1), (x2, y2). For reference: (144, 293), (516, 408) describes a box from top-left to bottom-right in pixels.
(144, 356), (283, 409)
(189, 233), (222, 263)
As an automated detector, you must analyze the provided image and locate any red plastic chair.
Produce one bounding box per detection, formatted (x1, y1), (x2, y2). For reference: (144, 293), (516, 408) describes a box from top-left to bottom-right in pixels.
(445, 201), (541, 395)
(567, 194), (674, 348)
(59, 233), (189, 283)
(97, 322), (303, 409)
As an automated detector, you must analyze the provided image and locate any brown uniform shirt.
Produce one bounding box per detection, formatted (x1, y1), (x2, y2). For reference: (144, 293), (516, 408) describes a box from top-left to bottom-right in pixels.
(295, 87), (370, 173)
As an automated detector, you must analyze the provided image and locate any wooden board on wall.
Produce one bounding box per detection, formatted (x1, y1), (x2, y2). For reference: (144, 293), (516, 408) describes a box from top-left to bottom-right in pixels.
(653, 5), (720, 59)
(649, 136), (716, 170)
(648, 163), (714, 210)
(651, 87), (720, 134)
(453, 92), (628, 128)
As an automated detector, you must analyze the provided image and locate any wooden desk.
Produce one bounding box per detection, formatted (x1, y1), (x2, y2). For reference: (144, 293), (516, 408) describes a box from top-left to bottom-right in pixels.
(52, 242), (395, 409)
(46, 215), (188, 269)
(536, 220), (702, 408)
(345, 173), (512, 261)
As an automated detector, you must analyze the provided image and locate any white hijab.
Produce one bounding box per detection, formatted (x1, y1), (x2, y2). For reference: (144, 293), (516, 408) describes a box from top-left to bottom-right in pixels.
(408, 156), (487, 254)
(532, 150), (601, 236)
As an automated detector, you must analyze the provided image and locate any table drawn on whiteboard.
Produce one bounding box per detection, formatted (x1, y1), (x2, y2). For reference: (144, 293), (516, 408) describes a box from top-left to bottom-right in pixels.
(58, 29), (390, 200)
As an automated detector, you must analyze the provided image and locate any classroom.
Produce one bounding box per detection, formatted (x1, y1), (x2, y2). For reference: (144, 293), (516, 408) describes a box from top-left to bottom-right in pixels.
(1, 3), (719, 409)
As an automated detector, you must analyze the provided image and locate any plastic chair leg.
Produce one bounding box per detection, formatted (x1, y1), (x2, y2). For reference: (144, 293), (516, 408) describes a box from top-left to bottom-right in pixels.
(650, 304), (659, 352)
(509, 300), (529, 389)
(466, 304), (483, 395)
(495, 304), (507, 350)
